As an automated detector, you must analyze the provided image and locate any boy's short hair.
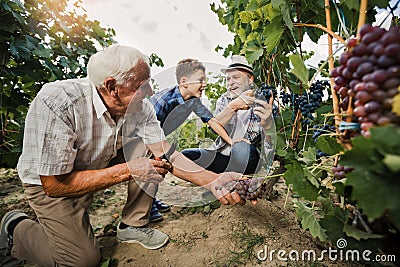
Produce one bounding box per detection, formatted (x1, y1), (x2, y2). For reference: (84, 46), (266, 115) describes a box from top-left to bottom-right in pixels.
(175, 58), (205, 83)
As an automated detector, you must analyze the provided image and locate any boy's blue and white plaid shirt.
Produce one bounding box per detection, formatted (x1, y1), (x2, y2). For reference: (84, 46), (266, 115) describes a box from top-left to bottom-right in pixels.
(150, 85), (213, 135)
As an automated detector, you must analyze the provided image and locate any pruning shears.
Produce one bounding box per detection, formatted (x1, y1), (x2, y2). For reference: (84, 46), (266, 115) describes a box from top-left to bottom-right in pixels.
(153, 143), (176, 163)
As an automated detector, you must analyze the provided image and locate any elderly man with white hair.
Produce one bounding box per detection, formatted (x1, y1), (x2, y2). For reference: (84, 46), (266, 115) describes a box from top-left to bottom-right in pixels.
(0, 45), (246, 267)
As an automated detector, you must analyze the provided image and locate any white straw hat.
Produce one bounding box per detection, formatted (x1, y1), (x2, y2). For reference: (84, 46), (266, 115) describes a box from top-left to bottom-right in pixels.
(221, 55), (253, 75)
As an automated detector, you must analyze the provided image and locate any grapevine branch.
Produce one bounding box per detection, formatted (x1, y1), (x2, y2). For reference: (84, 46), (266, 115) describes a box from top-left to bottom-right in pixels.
(357, 0), (368, 38)
(323, 0), (342, 134)
(293, 23), (346, 44)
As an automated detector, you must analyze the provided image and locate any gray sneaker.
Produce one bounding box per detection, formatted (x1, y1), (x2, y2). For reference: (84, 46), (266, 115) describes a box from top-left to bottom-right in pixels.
(1, 210), (28, 267)
(0, 210), (28, 251)
(116, 223), (169, 250)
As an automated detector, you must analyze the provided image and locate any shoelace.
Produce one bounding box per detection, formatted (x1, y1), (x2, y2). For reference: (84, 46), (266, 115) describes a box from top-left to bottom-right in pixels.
(128, 226), (155, 237)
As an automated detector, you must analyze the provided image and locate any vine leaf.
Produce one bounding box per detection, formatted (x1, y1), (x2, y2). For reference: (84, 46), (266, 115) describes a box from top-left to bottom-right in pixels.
(298, 147), (316, 166)
(383, 154), (400, 173)
(289, 53), (309, 84)
(239, 11), (253, 23)
(341, 126), (400, 228)
(343, 0), (359, 10)
(262, 18), (284, 55)
(284, 161), (319, 201)
(343, 224), (383, 241)
(294, 200), (327, 241)
(237, 27), (247, 42)
(315, 135), (342, 155)
(243, 33), (264, 63)
(304, 168), (320, 188)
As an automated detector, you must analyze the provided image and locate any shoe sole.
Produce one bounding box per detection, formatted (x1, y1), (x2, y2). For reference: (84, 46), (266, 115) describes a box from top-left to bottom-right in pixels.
(149, 216), (164, 223)
(0, 210), (28, 249)
(117, 236), (169, 250)
(157, 207), (171, 213)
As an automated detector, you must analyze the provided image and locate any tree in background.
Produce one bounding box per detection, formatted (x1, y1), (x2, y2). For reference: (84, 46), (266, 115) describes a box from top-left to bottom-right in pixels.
(0, 0), (116, 167)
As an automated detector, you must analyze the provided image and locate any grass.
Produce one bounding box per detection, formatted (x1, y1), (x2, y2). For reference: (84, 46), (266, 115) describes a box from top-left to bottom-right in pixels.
(217, 223), (267, 266)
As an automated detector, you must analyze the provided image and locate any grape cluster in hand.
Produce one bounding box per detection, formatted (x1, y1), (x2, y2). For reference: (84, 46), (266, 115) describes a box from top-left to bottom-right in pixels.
(255, 84), (277, 102)
(255, 83), (279, 117)
(331, 24), (400, 137)
(281, 80), (330, 125)
(332, 164), (353, 179)
(223, 178), (267, 200)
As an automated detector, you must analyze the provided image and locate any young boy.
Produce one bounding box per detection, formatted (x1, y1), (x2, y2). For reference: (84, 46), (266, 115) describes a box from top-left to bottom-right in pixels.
(149, 59), (232, 221)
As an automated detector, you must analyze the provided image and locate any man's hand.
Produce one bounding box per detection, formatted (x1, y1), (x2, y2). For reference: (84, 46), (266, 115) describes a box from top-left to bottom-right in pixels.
(126, 157), (171, 184)
(227, 90), (255, 111)
(150, 159), (172, 176)
(207, 172), (249, 205)
(253, 97), (273, 127)
(231, 138), (251, 145)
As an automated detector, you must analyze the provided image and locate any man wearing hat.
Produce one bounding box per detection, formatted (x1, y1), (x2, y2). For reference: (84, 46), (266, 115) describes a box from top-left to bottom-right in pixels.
(182, 55), (273, 175)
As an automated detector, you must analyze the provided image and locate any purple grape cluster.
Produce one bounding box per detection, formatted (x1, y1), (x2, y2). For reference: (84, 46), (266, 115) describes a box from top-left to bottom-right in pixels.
(254, 83), (279, 117)
(255, 84), (277, 102)
(313, 124), (336, 157)
(332, 164), (354, 179)
(331, 24), (400, 137)
(223, 178), (267, 200)
(280, 80), (330, 125)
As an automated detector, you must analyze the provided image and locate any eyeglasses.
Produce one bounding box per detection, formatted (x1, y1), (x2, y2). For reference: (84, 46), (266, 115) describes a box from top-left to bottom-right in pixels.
(137, 79), (153, 96)
(180, 79), (207, 86)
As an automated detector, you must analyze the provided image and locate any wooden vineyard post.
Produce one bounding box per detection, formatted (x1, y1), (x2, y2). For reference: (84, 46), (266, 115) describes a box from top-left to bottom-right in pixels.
(357, 0), (368, 38)
(324, 0), (341, 135)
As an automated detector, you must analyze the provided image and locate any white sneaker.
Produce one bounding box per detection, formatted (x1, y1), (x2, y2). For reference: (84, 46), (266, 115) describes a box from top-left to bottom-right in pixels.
(116, 223), (169, 250)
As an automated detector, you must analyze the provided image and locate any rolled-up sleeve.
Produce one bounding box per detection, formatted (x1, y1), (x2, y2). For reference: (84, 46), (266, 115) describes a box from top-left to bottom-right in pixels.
(23, 97), (77, 176)
(193, 99), (213, 123)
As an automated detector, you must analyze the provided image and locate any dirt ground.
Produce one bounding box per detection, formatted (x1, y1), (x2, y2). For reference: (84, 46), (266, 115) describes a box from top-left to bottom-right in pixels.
(0, 168), (358, 267)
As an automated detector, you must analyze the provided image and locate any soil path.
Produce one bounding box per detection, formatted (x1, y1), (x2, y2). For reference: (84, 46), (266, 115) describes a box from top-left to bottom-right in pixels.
(0, 169), (354, 266)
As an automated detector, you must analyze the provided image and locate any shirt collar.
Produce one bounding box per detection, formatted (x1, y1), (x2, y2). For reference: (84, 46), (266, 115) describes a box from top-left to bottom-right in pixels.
(172, 85), (185, 105)
(92, 82), (108, 119)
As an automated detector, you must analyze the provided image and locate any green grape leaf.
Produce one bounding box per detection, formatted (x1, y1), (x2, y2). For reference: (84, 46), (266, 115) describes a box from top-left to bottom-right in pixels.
(304, 168), (320, 188)
(289, 53), (309, 84)
(239, 11), (254, 23)
(243, 33), (264, 63)
(298, 147), (317, 166)
(319, 204), (348, 243)
(251, 19), (260, 30)
(284, 161), (319, 200)
(237, 27), (247, 42)
(275, 134), (287, 157)
(262, 18), (284, 54)
(383, 154), (400, 173)
(369, 126), (400, 155)
(343, 166), (388, 221)
(342, 0), (359, 10)
(343, 224), (383, 241)
(368, 0), (390, 9)
(246, 0), (259, 11)
(295, 200), (327, 241)
(315, 105), (333, 123)
(271, 0), (285, 9)
(315, 135), (343, 155)
(281, 5), (293, 30)
(332, 178), (346, 196)
(263, 3), (281, 21)
(341, 127), (400, 227)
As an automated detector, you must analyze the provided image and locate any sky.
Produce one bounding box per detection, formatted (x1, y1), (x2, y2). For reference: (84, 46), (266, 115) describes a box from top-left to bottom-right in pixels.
(80, 0), (398, 81)
(81, 0), (234, 76)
